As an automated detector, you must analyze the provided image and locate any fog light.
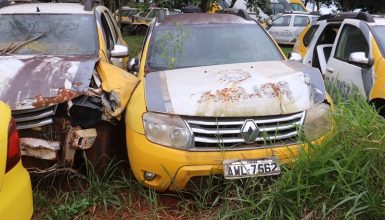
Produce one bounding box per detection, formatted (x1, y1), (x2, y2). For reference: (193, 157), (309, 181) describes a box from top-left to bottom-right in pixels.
(144, 171), (156, 181)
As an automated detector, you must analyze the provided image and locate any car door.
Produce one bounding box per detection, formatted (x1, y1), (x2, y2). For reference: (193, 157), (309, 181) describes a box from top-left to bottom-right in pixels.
(292, 15), (310, 44)
(268, 15), (293, 44)
(98, 8), (127, 68)
(325, 22), (371, 98)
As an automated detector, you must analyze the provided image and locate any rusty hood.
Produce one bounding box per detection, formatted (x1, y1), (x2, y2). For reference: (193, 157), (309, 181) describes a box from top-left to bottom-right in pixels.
(145, 61), (326, 117)
(0, 55), (99, 110)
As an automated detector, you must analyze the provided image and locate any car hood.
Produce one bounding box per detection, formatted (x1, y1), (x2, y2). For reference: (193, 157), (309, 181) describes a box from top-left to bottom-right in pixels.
(0, 55), (99, 110)
(145, 61), (326, 117)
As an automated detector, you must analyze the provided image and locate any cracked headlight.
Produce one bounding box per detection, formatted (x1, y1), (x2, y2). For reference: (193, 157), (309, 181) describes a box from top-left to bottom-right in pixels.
(304, 103), (332, 140)
(143, 112), (193, 150)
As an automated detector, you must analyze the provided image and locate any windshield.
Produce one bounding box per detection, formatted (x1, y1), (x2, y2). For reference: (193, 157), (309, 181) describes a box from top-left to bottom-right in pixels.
(146, 24), (283, 71)
(290, 3), (306, 12)
(0, 14), (98, 56)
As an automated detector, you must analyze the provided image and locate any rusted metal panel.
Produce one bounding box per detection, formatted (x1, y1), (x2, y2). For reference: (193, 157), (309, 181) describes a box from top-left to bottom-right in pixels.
(0, 55), (98, 110)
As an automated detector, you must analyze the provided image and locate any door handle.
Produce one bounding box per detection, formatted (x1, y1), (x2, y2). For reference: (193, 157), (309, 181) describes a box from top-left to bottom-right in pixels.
(326, 67), (335, 73)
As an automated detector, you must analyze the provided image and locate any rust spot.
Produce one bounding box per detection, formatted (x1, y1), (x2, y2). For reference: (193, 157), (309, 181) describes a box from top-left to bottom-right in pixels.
(197, 81), (292, 105)
(260, 81), (292, 100)
(33, 89), (80, 108)
(72, 81), (83, 87)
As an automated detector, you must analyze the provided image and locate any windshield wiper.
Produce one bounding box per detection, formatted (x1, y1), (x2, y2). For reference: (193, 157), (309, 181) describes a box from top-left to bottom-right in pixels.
(0, 32), (46, 55)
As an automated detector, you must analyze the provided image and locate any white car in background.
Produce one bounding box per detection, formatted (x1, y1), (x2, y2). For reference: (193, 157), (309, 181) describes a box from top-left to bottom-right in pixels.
(268, 13), (319, 45)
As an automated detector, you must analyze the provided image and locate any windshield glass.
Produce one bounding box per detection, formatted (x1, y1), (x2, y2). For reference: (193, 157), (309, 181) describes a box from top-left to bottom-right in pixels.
(290, 3), (306, 12)
(146, 24), (283, 71)
(0, 14), (98, 55)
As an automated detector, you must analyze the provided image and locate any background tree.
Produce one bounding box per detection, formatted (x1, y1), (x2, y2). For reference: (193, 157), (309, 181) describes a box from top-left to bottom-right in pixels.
(104, 0), (385, 14)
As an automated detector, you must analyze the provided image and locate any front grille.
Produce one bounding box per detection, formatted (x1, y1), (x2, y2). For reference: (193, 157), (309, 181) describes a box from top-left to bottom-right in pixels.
(12, 106), (57, 130)
(185, 112), (306, 150)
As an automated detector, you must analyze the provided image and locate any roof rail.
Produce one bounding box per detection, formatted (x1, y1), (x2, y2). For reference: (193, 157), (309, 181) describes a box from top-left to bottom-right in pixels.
(217, 8), (252, 21)
(318, 12), (374, 23)
(181, 5), (201, 13)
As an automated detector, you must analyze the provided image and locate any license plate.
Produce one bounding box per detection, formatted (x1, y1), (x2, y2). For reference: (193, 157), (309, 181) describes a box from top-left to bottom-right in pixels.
(223, 157), (281, 179)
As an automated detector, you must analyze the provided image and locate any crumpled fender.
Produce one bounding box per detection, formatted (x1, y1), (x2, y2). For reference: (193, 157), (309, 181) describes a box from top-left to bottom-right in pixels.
(97, 61), (139, 119)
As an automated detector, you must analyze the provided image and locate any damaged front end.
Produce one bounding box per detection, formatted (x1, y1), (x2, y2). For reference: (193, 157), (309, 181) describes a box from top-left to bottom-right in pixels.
(0, 55), (138, 166)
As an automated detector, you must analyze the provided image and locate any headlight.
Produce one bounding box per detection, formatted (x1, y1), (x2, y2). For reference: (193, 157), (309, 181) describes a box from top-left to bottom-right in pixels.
(143, 112), (193, 150)
(303, 103), (332, 140)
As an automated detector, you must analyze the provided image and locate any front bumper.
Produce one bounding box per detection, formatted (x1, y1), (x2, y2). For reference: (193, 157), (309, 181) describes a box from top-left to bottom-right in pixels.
(0, 161), (33, 220)
(126, 128), (324, 192)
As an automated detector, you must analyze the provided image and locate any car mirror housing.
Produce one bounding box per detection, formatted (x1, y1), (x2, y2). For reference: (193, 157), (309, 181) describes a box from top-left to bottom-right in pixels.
(111, 44), (129, 58)
(128, 57), (140, 73)
(348, 52), (373, 67)
(288, 52), (303, 62)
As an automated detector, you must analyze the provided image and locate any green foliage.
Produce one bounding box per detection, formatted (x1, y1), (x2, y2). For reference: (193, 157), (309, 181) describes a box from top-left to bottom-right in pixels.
(154, 22), (190, 70)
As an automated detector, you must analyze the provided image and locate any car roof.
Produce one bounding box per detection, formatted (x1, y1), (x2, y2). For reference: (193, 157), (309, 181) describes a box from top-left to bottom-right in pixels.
(0, 3), (93, 14)
(370, 17), (385, 26)
(317, 12), (374, 23)
(158, 13), (254, 26)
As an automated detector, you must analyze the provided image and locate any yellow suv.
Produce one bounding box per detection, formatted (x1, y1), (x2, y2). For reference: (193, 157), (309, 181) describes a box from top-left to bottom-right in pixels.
(125, 12), (332, 191)
(0, 101), (33, 219)
(0, 2), (138, 167)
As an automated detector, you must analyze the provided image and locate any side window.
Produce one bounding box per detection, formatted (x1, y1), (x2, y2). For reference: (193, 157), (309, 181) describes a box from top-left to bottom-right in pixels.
(303, 25), (319, 47)
(272, 15), (291, 27)
(101, 13), (114, 51)
(104, 11), (119, 42)
(335, 25), (369, 62)
(294, 16), (310, 27)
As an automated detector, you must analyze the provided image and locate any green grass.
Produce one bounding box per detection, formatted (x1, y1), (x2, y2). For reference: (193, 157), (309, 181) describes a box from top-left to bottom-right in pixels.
(32, 86), (385, 219)
(124, 34), (145, 58)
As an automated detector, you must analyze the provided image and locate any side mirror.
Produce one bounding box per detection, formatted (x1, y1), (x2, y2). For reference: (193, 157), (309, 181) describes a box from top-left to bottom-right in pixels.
(111, 45), (129, 58)
(288, 52), (303, 62)
(348, 52), (374, 67)
(128, 57), (140, 73)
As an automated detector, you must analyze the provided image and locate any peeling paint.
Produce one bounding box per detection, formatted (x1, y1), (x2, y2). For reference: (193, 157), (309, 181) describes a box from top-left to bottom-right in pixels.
(0, 55), (98, 110)
(146, 61), (324, 117)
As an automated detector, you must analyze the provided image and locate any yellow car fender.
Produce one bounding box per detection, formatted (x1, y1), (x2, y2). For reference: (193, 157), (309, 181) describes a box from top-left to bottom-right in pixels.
(97, 61), (140, 119)
(369, 38), (385, 101)
(293, 24), (310, 57)
(0, 101), (11, 190)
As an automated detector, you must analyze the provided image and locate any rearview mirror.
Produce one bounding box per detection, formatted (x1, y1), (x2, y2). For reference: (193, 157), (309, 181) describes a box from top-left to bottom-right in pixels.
(111, 45), (129, 58)
(288, 52), (303, 62)
(348, 52), (374, 67)
(128, 57), (140, 73)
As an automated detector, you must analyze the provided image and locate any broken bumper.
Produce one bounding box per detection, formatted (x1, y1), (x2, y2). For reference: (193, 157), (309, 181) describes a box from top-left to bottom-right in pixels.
(126, 128), (324, 192)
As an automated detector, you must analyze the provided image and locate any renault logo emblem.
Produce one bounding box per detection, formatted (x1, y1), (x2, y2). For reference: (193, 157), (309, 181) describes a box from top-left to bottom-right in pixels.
(241, 120), (259, 143)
